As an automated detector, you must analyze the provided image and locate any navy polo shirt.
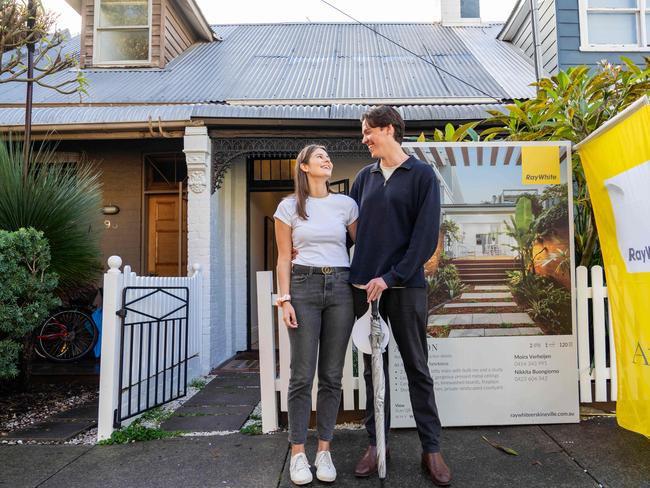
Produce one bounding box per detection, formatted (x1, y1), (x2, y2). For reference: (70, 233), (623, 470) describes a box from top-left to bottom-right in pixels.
(349, 155), (441, 288)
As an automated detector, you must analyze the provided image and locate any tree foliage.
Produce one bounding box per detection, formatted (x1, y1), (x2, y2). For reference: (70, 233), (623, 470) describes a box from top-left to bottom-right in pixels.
(0, 0), (86, 95)
(0, 227), (59, 380)
(503, 196), (537, 278)
(482, 58), (650, 267)
(416, 58), (650, 267)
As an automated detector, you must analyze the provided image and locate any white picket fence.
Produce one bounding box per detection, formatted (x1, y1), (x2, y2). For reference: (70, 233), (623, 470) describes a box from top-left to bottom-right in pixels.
(257, 265), (617, 433)
(575, 265), (617, 403)
(97, 256), (203, 441)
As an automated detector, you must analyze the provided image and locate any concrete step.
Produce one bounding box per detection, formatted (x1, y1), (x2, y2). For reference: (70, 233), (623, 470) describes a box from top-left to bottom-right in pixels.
(454, 264), (519, 270)
(461, 278), (508, 284)
(458, 269), (507, 278)
(455, 268), (517, 273)
(458, 271), (509, 277)
(452, 259), (519, 264)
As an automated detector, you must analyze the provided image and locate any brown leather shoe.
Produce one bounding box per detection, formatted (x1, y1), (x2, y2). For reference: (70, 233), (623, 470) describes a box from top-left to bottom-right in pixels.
(353, 445), (390, 478)
(421, 452), (452, 486)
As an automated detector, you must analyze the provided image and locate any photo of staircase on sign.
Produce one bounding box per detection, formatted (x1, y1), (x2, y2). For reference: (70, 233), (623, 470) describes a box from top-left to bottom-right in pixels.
(454, 256), (518, 286)
(414, 142), (574, 339)
(425, 191), (573, 339)
(426, 256), (541, 338)
(426, 247), (573, 338)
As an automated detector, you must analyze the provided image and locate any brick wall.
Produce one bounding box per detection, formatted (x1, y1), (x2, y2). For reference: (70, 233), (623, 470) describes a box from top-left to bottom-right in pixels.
(58, 139), (183, 275)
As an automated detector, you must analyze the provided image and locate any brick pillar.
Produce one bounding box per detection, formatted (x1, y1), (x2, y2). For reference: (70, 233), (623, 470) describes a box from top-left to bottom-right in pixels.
(184, 126), (213, 374)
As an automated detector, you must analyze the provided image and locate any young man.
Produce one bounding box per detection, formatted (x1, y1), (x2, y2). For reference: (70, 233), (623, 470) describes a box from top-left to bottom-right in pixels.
(349, 105), (451, 486)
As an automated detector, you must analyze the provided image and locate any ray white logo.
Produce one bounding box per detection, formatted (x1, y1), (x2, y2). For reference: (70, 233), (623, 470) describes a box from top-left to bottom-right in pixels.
(605, 161), (650, 273)
(628, 246), (650, 263)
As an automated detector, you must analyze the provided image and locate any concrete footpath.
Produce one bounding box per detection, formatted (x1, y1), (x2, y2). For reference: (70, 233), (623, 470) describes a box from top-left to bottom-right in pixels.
(3, 417), (650, 488)
(2, 371), (649, 488)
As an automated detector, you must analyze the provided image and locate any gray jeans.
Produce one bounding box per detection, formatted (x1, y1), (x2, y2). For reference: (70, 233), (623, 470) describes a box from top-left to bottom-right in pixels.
(287, 268), (354, 445)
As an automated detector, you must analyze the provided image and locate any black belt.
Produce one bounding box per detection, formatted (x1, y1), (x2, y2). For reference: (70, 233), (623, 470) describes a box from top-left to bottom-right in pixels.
(292, 264), (349, 275)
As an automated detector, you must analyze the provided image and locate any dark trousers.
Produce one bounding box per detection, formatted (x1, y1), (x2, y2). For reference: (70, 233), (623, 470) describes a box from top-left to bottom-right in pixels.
(288, 270), (355, 445)
(352, 287), (442, 453)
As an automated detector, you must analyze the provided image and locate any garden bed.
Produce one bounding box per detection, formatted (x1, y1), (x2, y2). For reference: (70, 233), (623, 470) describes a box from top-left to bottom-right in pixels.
(0, 383), (98, 435)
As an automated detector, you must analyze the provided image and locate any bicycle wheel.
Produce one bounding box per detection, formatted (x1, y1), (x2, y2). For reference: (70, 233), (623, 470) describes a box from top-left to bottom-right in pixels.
(37, 309), (98, 363)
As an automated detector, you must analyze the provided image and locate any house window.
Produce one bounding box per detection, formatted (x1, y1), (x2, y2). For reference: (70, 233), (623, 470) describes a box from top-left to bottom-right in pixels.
(35, 152), (81, 176)
(249, 158), (296, 190)
(579, 0), (650, 51)
(461, 0), (480, 18)
(144, 153), (187, 191)
(95, 0), (151, 64)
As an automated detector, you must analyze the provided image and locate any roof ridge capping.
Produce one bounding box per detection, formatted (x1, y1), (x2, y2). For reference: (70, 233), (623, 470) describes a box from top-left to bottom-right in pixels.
(209, 21), (505, 27)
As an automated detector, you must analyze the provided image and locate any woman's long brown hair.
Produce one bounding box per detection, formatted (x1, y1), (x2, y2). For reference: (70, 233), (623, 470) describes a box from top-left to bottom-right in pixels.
(293, 144), (329, 220)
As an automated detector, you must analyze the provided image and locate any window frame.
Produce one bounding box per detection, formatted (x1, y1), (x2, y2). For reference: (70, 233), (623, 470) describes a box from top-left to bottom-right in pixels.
(578, 0), (650, 51)
(93, 0), (153, 66)
(248, 157), (296, 191)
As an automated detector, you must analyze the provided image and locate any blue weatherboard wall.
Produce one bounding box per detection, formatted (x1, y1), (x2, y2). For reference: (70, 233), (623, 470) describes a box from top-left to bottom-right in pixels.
(556, 0), (649, 70)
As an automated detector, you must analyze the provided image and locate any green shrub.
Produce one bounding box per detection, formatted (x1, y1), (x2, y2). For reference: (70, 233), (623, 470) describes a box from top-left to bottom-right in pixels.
(527, 287), (571, 329)
(441, 219), (462, 244)
(98, 423), (179, 445)
(0, 228), (60, 380)
(506, 270), (571, 332)
(427, 259), (465, 308)
(505, 270), (523, 291)
(0, 140), (102, 291)
(506, 271), (548, 303)
(535, 186), (569, 238)
(139, 406), (174, 424)
(189, 378), (207, 390)
(240, 423), (262, 435)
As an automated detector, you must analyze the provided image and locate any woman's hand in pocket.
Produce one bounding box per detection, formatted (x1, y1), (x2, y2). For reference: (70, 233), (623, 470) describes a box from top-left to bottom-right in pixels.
(281, 302), (299, 328)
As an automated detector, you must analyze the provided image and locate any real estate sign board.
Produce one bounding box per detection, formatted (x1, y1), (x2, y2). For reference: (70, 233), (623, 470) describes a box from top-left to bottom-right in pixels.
(390, 141), (579, 427)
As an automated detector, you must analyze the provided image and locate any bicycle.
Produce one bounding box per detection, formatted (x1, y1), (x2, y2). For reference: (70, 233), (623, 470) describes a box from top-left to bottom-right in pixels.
(34, 288), (101, 363)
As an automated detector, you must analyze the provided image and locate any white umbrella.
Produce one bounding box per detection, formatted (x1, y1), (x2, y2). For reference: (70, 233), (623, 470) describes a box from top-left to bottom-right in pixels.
(370, 300), (387, 480)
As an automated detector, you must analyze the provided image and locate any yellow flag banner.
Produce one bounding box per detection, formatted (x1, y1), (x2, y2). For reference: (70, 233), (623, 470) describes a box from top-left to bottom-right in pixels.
(577, 96), (650, 437)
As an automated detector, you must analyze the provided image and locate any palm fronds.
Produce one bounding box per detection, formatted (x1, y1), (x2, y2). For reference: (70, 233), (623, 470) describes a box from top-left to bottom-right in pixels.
(0, 139), (103, 291)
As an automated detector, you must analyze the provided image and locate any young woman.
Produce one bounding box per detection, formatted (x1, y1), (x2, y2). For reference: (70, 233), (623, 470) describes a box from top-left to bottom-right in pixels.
(274, 144), (358, 485)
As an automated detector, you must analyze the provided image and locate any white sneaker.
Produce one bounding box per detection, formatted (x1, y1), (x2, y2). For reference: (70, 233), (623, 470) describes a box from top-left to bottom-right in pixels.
(315, 450), (337, 482)
(289, 452), (313, 486)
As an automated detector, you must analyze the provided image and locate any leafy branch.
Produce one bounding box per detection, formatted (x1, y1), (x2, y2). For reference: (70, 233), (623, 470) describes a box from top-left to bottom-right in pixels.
(414, 57), (650, 268)
(0, 0), (86, 95)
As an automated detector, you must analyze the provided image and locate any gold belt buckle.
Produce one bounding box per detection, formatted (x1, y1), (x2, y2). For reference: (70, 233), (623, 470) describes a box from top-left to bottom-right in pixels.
(321, 266), (333, 275)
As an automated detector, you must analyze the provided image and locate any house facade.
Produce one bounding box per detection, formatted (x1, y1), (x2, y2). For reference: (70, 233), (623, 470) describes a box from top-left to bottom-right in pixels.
(499, 0), (650, 76)
(0, 0), (539, 372)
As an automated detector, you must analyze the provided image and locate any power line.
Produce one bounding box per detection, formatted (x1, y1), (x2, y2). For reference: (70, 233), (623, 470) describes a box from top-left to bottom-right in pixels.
(319, 0), (504, 104)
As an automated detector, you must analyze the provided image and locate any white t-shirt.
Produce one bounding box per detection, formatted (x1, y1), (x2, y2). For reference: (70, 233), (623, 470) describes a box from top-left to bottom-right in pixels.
(274, 194), (358, 267)
(380, 164), (398, 181)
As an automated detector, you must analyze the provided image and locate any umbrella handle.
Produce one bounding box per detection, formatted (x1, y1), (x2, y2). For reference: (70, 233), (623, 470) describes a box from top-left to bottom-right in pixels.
(371, 299), (379, 319)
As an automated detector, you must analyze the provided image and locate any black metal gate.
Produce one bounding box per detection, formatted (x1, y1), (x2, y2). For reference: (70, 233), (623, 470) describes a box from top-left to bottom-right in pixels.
(114, 286), (189, 427)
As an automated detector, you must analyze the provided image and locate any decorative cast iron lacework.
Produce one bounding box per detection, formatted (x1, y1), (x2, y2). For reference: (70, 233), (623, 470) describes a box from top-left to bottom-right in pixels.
(211, 137), (368, 192)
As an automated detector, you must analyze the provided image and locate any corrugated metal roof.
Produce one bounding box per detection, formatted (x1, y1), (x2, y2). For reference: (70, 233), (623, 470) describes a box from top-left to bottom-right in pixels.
(450, 26), (535, 99)
(0, 105), (199, 126)
(194, 103), (507, 121)
(0, 23), (534, 106)
(0, 102), (507, 126)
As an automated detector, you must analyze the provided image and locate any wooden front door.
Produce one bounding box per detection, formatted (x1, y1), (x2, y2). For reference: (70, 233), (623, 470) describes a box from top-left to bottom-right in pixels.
(146, 193), (187, 276)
